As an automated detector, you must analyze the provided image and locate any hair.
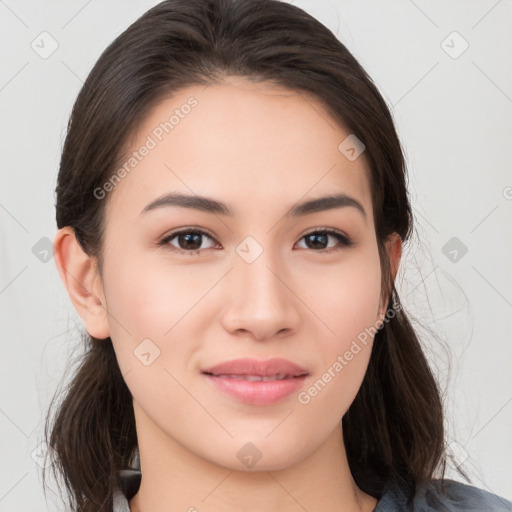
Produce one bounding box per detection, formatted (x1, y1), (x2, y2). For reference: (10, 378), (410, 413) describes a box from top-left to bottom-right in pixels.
(44, 0), (461, 510)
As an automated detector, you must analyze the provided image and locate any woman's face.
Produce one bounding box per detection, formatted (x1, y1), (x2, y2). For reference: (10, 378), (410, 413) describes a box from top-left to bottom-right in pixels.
(97, 76), (393, 470)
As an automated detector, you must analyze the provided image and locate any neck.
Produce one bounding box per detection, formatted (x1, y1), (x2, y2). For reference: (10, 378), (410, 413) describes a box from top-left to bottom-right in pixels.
(129, 405), (377, 512)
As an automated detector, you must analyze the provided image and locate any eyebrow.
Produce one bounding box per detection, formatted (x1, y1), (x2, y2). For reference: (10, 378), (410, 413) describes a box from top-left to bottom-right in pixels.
(140, 192), (367, 220)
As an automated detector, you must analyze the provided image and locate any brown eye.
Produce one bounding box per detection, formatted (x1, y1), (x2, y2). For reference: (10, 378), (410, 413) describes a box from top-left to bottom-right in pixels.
(297, 229), (353, 252)
(159, 229), (217, 254)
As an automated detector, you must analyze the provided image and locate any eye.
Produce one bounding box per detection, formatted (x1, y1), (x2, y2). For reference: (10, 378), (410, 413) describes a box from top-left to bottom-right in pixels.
(296, 228), (354, 253)
(158, 227), (354, 255)
(159, 228), (218, 255)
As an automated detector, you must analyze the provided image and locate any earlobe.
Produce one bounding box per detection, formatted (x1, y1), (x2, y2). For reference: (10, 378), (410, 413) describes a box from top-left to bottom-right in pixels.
(53, 227), (110, 340)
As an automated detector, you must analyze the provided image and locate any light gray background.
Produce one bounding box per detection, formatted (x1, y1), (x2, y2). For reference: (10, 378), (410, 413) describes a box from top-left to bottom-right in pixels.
(1, 0), (511, 510)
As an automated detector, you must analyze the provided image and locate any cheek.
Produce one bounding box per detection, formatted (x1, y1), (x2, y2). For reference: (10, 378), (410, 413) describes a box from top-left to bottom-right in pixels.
(306, 247), (382, 344)
(103, 247), (206, 337)
(297, 248), (381, 409)
(103, 254), (196, 421)
(102, 247), (215, 388)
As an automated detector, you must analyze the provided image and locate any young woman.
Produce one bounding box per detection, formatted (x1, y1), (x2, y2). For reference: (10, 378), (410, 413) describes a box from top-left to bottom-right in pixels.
(45, 0), (511, 511)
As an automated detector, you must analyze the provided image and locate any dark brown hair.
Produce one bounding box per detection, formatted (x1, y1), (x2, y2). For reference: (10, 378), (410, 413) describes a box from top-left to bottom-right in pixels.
(45, 0), (458, 510)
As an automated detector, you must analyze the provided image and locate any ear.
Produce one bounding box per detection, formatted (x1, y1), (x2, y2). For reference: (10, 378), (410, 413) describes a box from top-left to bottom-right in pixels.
(387, 232), (402, 284)
(53, 227), (110, 339)
(376, 232), (402, 325)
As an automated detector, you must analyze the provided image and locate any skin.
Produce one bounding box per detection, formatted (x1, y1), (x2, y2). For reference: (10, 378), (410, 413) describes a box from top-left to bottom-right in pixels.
(54, 76), (401, 512)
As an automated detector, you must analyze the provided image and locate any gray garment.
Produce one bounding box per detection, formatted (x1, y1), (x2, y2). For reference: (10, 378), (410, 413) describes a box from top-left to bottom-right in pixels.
(372, 478), (512, 511)
(112, 469), (512, 511)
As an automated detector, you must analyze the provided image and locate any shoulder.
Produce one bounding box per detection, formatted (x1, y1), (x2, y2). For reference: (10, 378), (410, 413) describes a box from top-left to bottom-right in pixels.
(414, 479), (512, 512)
(374, 477), (512, 512)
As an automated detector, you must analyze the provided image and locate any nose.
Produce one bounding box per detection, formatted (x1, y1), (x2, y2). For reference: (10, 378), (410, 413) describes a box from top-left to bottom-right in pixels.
(219, 245), (302, 341)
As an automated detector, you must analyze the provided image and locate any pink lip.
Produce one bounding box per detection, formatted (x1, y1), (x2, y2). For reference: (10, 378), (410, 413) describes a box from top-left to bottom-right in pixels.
(202, 357), (309, 405)
(202, 357), (308, 377)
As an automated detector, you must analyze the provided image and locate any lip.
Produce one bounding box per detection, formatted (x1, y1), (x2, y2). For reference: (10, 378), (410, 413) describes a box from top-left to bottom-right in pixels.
(202, 357), (308, 377)
(202, 357), (309, 405)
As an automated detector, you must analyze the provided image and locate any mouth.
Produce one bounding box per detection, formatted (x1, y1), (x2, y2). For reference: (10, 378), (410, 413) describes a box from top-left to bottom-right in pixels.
(202, 372), (307, 381)
(201, 358), (309, 405)
(202, 356), (309, 378)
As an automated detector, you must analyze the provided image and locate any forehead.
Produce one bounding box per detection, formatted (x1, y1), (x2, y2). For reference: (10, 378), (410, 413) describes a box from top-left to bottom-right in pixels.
(105, 77), (373, 224)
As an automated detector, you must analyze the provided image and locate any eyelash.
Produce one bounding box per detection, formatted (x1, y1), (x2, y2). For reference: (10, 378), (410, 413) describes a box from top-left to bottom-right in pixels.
(158, 227), (354, 256)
